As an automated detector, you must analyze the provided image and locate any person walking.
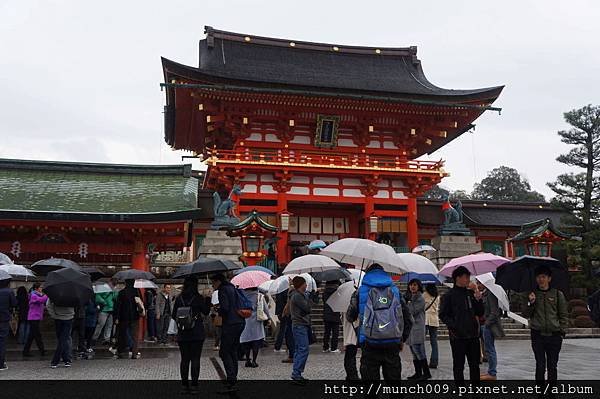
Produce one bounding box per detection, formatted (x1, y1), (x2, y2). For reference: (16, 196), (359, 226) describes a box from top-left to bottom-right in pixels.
(439, 266), (484, 384)
(156, 284), (173, 345)
(347, 264), (412, 382)
(0, 278), (17, 371)
(210, 273), (245, 393)
(91, 278), (117, 348)
(47, 299), (75, 368)
(145, 288), (157, 343)
(22, 283), (47, 358)
(114, 279), (142, 359)
(423, 283), (440, 369)
(406, 279), (431, 380)
(289, 276), (312, 384)
(477, 281), (505, 381)
(341, 311), (360, 381)
(172, 276), (210, 394)
(240, 287), (270, 368)
(16, 286), (29, 345)
(322, 280), (341, 353)
(210, 294), (223, 350)
(274, 284), (294, 363)
(523, 265), (568, 387)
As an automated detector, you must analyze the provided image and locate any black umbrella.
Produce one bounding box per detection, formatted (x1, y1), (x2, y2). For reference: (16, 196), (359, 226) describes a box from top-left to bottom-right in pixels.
(82, 267), (105, 282)
(496, 255), (569, 293)
(594, 268), (600, 278)
(30, 258), (81, 276)
(113, 269), (155, 281)
(312, 268), (352, 282)
(43, 267), (93, 307)
(172, 257), (241, 278)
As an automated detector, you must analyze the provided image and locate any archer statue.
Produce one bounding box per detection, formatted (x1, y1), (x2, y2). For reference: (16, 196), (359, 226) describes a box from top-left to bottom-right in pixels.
(211, 185), (242, 229)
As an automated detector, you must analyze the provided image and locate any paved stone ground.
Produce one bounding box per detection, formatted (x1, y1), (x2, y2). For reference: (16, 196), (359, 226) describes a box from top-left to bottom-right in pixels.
(0, 338), (597, 380)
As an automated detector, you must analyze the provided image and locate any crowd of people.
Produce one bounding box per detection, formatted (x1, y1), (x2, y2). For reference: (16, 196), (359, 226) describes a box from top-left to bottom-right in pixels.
(0, 261), (590, 392)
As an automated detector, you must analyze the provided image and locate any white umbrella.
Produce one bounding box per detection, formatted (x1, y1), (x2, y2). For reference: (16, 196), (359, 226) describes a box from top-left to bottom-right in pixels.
(347, 269), (365, 286)
(396, 253), (439, 275)
(282, 254), (340, 274)
(0, 263), (36, 280)
(412, 245), (437, 253)
(475, 273), (510, 311)
(92, 282), (113, 294)
(321, 238), (409, 274)
(258, 280), (273, 294)
(0, 253), (13, 265)
(268, 274), (317, 294)
(326, 281), (358, 312)
(134, 279), (158, 289)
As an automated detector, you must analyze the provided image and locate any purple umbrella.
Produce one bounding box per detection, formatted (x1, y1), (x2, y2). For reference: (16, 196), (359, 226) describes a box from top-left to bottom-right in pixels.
(439, 252), (509, 277)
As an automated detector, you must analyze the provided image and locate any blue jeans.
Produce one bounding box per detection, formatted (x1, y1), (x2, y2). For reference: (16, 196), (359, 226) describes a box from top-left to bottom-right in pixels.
(52, 319), (73, 365)
(483, 325), (497, 376)
(292, 325), (309, 379)
(426, 325), (438, 365)
(0, 322), (9, 367)
(410, 343), (427, 361)
(17, 321), (30, 344)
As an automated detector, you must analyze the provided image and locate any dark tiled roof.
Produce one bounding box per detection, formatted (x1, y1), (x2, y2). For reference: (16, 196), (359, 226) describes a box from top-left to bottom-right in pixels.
(417, 200), (571, 228)
(0, 159), (201, 220)
(162, 27), (503, 101)
(508, 218), (570, 241)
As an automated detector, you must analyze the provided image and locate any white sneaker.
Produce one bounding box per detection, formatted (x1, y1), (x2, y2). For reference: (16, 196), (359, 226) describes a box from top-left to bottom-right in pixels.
(273, 349), (286, 353)
(322, 349), (330, 353)
(330, 349), (341, 353)
(0, 363), (7, 371)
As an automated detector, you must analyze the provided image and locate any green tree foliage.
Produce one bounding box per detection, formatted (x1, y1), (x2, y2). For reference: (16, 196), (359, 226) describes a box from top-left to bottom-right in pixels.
(547, 105), (600, 278)
(422, 185), (449, 200)
(472, 166), (546, 202)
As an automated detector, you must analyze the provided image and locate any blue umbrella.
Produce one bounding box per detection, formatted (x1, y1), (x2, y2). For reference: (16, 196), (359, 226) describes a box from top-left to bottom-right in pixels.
(308, 240), (327, 250)
(233, 265), (276, 277)
(400, 272), (443, 285)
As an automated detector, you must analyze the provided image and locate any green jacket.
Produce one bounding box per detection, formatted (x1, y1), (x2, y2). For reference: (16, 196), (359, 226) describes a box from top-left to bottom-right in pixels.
(523, 288), (568, 336)
(95, 291), (117, 313)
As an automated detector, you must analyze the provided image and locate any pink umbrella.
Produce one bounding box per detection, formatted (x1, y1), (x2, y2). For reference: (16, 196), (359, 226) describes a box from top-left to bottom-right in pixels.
(439, 252), (509, 277)
(230, 270), (271, 289)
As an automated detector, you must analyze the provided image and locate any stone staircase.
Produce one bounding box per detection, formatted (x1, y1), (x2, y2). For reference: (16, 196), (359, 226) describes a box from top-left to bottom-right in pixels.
(197, 230), (242, 263)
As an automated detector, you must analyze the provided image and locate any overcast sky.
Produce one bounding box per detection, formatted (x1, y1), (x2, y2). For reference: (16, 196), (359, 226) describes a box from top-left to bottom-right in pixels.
(2, 1), (599, 198)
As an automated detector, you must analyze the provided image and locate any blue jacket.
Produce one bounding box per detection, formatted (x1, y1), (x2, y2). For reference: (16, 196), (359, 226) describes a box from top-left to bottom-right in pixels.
(0, 287), (17, 323)
(352, 268), (403, 345)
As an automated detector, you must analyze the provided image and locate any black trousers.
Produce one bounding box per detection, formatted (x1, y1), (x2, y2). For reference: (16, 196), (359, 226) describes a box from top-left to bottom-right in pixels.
(178, 340), (204, 387)
(360, 344), (402, 381)
(117, 320), (139, 356)
(344, 344), (359, 380)
(219, 323), (244, 385)
(72, 317), (86, 352)
(23, 320), (44, 354)
(243, 340), (262, 362)
(323, 322), (340, 351)
(531, 330), (562, 385)
(449, 338), (480, 384)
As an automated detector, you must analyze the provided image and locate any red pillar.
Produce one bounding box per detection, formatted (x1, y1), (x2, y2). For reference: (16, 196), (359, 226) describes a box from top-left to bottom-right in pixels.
(364, 196), (376, 241)
(132, 238), (148, 342)
(407, 197), (418, 251)
(276, 191), (289, 267)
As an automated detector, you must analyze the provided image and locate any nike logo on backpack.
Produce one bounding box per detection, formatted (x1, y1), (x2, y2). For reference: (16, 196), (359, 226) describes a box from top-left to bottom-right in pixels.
(378, 322), (390, 329)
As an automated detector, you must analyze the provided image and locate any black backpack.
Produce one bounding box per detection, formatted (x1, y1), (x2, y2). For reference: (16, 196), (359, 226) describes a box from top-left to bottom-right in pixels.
(175, 296), (197, 331)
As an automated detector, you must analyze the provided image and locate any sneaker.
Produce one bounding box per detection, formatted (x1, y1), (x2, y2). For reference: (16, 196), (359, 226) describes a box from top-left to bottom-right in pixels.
(213, 346), (220, 351)
(330, 349), (341, 353)
(132, 352), (141, 359)
(108, 347), (117, 355)
(273, 348), (286, 353)
(291, 376), (308, 385)
(0, 363), (7, 371)
(322, 349), (330, 353)
(281, 358), (294, 363)
(50, 364), (58, 369)
(64, 362), (71, 367)
(480, 374), (497, 381)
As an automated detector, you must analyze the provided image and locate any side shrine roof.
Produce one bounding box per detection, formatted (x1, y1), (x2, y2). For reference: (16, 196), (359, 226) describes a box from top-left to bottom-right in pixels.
(0, 159), (202, 222)
(162, 26), (503, 102)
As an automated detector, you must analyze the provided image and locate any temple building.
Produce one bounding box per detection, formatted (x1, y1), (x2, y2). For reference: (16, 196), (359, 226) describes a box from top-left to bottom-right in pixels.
(161, 27), (504, 264)
(0, 159), (202, 275)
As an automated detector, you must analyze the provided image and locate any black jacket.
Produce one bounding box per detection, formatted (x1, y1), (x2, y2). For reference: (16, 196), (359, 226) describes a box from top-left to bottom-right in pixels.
(322, 283), (341, 323)
(172, 292), (210, 342)
(275, 291), (288, 317)
(439, 286), (484, 340)
(145, 290), (156, 311)
(115, 286), (141, 322)
(217, 282), (244, 326)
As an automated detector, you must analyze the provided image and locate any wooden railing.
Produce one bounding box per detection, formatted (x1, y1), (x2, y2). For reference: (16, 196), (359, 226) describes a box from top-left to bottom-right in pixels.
(207, 148), (444, 172)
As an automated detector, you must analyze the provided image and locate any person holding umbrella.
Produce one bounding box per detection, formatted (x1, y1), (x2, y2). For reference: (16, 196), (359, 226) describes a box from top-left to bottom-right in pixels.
(91, 277), (118, 349)
(523, 265), (568, 387)
(476, 280), (505, 381)
(405, 279), (431, 381)
(22, 283), (47, 358)
(47, 298), (75, 368)
(0, 271), (17, 371)
(439, 266), (484, 384)
(423, 284), (440, 369)
(322, 280), (341, 353)
(114, 279), (143, 359)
